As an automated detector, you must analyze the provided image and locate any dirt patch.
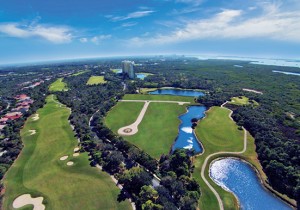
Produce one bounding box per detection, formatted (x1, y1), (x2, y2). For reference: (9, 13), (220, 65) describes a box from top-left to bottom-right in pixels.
(13, 194), (45, 210)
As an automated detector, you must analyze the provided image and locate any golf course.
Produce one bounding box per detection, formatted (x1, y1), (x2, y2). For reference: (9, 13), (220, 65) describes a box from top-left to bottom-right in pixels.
(3, 95), (131, 210)
(48, 78), (68, 92)
(86, 76), (107, 85)
(105, 94), (194, 159)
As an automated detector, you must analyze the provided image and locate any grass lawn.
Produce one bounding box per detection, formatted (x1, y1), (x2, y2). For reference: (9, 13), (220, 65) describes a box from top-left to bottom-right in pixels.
(139, 88), (158, 94)
(86, 76), (107, 85)
(193, 107), (267, 210)
(3, 95), (131, 210)
(49, 78), (68, 92)
(123, 94), (194, 103)
(229, 96), (259, 106)
(106, 95), (189, 159)
(72, 70), (90, 76)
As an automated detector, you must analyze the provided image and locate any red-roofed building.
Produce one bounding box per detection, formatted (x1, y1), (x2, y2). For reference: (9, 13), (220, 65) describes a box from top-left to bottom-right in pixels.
(5, 112), (22, 120)
(0, 118), (8, 124)
(15, 94), (28, 100)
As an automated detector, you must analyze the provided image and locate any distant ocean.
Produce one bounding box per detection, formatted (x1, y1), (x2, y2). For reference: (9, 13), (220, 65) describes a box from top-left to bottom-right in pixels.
(194, 55), (300, 68)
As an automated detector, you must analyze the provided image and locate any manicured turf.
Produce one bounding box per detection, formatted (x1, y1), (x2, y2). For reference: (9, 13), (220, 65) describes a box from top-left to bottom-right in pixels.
(49, 78), (68, 92)
(123, 94), (194, 103)
(72, 70), (90, 76)
(193, 107), (265, 210)
(3, 95), (131, 210)
(229, 96), (259, 106)
(86, 76), (107, 85)
(106, 95), (189, 159)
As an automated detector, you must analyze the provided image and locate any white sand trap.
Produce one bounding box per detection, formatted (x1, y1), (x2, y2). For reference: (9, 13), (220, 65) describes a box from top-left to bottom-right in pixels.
(67, 161), (74, 166)
(28, 130), (36, 135)
(60, 155), (68, 161)
(32, 114), (39, 121)
(73, 153), (79, 157)
(73, 147), (80, 152)
(13, 194), (45, 210)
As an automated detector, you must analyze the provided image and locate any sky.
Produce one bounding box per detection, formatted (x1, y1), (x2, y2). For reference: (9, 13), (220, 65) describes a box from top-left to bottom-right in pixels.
(0, 0), (300, 64)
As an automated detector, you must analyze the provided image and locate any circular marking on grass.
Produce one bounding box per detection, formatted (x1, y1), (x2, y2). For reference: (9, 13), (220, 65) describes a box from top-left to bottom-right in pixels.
(73, 147), (80, 152)
(67, 161), (74, 166)
(123, 128), (132, 133)
(60, 156), (68, 161)
(13, 194), (45, 210)
(73, 153), (79, 157)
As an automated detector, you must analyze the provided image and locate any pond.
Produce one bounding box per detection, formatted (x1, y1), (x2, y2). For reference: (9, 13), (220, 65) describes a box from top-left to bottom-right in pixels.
(149, 88), (204, 97)
(136, 73), (147, 80)
(172, 106), (205, 153)
(149, 88), (205, 153)
(210, 158), (292, 210)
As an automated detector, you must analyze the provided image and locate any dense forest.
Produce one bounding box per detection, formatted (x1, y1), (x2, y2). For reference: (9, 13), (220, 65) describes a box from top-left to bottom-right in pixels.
(0, 57), (299, 208)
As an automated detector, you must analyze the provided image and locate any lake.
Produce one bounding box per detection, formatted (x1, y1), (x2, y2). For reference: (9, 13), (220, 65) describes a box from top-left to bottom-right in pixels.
(210, 158), (292, 210)
(136, 73), (147, 80)
(272, 70), (300, 76)
(149, 89), (205, 97)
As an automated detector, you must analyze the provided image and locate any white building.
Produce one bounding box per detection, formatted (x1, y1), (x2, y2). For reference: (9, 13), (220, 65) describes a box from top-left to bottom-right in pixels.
(122, 60), (135, 79)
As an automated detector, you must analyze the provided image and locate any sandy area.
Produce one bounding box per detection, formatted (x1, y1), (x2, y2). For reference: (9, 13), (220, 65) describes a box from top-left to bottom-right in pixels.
(67, 161), (74, 166)
(60, 156), (68, 161)
(29, 130), (36, 135)
(73, 147), (80, 152)
(13, 194), (45, 210)
(73, 153), (79, 157)
(32, 114), (39, 121)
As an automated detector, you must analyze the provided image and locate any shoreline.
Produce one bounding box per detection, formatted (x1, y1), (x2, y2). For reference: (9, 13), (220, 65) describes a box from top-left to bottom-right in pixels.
(208, 157), (296, 210)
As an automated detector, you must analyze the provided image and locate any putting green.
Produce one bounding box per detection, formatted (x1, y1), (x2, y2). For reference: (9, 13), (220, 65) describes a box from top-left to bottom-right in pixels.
(229, 96), (259, 106)
(3, 95), (131, 210)
(86, 76), (107, 85)
(49, 78), (68, 92)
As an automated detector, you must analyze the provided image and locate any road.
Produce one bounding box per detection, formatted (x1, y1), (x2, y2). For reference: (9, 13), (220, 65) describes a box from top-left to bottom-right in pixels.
(200, 101), (248, 210)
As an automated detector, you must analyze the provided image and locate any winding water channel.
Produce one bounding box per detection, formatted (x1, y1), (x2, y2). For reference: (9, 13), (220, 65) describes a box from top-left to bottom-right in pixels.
(149, 88), (292, 210)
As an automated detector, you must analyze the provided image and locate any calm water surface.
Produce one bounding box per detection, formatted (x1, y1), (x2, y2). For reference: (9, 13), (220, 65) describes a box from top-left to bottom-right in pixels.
(149, 89), (204, 97)
(210, 158), (292, 210)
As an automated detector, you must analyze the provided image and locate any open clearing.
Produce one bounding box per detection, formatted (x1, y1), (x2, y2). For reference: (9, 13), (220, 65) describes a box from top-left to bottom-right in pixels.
(86, 76), (107, 85)
(3, 95), (131, 210)
(49, 78), (68, 92)
(229, 96), (259, 106)
(72, 70), (90, 76)
(106, 94), (190, 159)
(193, 106), (266, 210)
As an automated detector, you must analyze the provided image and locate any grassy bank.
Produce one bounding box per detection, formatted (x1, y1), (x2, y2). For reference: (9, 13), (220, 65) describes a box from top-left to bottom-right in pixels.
(3, 95), (131, 210)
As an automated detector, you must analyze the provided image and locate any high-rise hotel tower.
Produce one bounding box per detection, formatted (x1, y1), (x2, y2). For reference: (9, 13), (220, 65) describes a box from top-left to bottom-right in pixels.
(122, 60), (135, 79)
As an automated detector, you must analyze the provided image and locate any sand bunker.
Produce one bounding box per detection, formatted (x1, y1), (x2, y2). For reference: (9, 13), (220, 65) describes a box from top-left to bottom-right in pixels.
(73, 153), (79, 157)
(67, 161), (74, 166)
(73, 147), (80, 152)
(60, 156), (68, 161)
(28, 130), (36, 135)
(13, 194), (45, 210)
(32, 114), (39, 121)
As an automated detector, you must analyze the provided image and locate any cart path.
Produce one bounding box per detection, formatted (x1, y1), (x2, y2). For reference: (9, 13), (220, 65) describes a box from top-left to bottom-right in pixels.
(200, 101), (247, 210)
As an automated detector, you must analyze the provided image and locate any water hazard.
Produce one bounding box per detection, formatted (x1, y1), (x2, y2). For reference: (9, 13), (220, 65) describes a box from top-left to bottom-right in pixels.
(149, 88), (204, 97)
(210, 158), (292, 210)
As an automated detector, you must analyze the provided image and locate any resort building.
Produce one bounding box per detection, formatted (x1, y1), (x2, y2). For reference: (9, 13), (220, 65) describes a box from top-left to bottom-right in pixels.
(122, 60), (135, 79)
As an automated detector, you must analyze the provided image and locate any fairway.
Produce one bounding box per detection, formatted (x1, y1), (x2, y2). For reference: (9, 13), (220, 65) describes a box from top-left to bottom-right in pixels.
(72, 70), (90, 76)
(49, 78), (68, 92)
(193, 107), (265, 210)
(86, 76), (107, 85)
(229, 96), (259, 106)
(106, 94), (190, 159)
(3, 95), (131, 210)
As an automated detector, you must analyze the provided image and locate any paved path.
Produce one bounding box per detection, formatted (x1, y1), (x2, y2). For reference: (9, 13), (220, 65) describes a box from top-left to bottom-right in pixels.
(200, 101), (248, 210)
(118, 100), (190, 136)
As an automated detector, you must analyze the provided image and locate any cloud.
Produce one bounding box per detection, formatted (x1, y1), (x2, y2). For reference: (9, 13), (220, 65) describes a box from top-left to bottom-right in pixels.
(79, 37), (88, 43)
(121, 22), (138, 28)
(108, 10), (155, 22)
(128, 5), (300, 46)
(90, 35), (111, 45)
(0, 23), (72, 43)
(176, 0), (204, 6)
